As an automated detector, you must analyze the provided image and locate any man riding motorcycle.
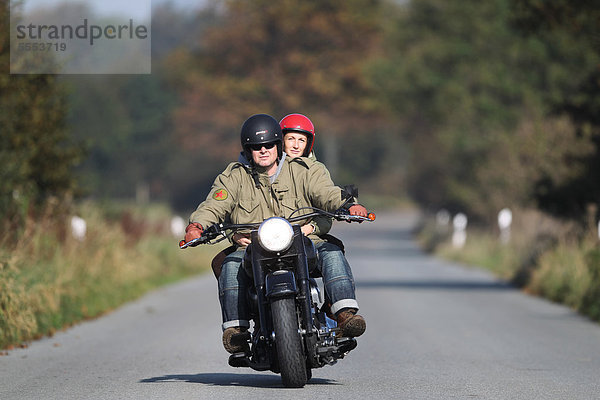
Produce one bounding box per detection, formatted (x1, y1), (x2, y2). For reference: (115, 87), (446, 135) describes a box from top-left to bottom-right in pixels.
(185, 114), (368, 353)
(210, 113), (337, 280)
(209, 113), (326, 277)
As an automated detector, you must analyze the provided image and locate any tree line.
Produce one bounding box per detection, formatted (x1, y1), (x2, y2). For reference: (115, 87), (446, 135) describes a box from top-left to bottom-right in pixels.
(2, 0), (599, 226)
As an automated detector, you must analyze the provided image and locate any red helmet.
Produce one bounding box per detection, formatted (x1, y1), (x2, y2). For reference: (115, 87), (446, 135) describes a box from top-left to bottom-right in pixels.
(279, 113), (315, 157)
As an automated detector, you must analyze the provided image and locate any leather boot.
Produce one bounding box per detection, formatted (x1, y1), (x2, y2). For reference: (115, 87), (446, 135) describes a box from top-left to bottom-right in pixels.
(336, 309), (366, 337)
(222, 327), (250, 354)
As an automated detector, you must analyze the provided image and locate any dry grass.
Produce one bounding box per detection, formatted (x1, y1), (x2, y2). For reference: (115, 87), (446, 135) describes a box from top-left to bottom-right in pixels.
(0, 201), (226, 349)
(418, 208), (600, 321)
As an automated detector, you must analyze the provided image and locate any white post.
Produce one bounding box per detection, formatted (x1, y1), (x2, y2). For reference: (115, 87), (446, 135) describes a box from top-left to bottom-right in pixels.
(70, 216), (87, 241)
(498, 208), (512, 245)
(170, 216), (186, 238)
(452, 213), (467, 249)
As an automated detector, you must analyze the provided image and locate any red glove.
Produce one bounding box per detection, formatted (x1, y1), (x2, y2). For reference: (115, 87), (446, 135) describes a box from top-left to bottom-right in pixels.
(349, 204), (368, 217)
(185, 222), (203, 242)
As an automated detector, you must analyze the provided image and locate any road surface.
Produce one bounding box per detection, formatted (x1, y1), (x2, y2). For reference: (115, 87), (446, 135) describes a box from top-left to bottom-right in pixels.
(2, 211), (600, 399)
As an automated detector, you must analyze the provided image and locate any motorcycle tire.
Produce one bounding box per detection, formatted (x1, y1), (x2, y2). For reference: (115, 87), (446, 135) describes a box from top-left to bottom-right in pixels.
(271, 297), (307, 388)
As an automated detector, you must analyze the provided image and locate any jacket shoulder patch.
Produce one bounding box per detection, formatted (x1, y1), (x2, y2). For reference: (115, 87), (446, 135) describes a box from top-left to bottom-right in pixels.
(213, 188), (229, 200)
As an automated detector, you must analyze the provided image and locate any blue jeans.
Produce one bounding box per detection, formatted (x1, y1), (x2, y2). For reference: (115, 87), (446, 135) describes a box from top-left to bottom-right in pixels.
(217, 241), (359, 330)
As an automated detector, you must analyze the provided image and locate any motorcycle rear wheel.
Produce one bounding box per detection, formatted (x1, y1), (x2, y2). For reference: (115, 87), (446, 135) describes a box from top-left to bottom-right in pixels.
(271, 297), (307, 388)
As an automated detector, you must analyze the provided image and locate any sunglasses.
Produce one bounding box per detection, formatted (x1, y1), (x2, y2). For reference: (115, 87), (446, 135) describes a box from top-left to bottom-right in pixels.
(249, 142), (277, 151)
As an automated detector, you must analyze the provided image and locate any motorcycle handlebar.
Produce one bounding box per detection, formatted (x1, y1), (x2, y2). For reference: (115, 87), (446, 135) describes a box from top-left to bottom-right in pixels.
(179, 208), (375, 249)
(335, 212), (376, 223)
(178, 235), (215, 249)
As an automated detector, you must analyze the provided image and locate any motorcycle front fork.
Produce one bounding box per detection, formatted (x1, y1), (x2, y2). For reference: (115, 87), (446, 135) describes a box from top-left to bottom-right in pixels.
(309, 278), (338, 336)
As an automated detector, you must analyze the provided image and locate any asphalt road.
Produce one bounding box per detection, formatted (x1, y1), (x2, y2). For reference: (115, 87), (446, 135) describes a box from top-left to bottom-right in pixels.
(2, 211), (600, 399)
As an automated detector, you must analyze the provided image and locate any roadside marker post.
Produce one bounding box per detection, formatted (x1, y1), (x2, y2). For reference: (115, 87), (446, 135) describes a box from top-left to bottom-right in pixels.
(452, 213), (467, 249)
(498, 208), (512, 245)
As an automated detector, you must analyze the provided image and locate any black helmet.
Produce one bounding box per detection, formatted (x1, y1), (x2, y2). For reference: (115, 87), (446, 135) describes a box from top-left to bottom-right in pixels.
(240, 114), (283, 160)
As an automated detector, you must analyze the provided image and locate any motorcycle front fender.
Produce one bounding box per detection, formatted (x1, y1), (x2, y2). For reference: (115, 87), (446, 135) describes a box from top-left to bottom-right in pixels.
(265, 270), (297, 299)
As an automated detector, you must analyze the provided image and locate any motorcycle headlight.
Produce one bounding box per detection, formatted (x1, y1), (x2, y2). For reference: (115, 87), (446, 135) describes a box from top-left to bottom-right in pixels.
(258, 217), (294, 252)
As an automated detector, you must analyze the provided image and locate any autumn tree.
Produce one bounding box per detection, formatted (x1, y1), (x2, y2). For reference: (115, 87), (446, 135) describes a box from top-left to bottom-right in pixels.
(168, 0), (388, 191)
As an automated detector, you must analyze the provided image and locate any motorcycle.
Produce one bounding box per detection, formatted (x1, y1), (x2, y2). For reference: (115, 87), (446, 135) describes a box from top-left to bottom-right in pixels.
(179, 202), (375, 388)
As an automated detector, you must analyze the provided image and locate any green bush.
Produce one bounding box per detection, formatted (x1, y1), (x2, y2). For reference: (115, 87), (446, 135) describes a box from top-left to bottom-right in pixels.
(579, 249), (600, 321)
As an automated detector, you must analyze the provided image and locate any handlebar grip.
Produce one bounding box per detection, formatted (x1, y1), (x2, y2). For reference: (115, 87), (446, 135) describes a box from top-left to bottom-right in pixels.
(179, 234), (215, 249)
(367, 213), (376, 221)
(179, 237), (201, 249)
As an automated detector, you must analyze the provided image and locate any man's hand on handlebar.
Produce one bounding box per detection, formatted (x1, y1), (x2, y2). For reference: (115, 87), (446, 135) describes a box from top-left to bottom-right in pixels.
(300, 224), (315, 236)
(185, 222), (203, 242)
(232, 232), (251, 247)
(349, 204), (368, 217)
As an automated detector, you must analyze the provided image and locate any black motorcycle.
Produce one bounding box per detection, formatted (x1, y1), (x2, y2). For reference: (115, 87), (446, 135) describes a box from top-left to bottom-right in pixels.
(180, 205), (375, 388)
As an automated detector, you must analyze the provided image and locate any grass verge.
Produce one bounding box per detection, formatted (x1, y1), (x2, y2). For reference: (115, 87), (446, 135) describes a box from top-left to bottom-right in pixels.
(417, 209), (600, 322)
(0, 201), (226, 350)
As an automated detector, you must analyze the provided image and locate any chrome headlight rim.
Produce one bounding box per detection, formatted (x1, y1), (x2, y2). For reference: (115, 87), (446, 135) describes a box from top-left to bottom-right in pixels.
(257, 217), (294, 253)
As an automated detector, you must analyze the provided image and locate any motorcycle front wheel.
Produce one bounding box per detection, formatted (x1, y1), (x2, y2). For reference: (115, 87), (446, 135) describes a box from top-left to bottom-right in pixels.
(271, 297), (307, 388)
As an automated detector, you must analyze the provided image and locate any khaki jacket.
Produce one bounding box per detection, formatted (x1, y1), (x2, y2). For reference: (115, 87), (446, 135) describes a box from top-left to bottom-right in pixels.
(304, 152), (333, 234)
(189, 155), (349, 243)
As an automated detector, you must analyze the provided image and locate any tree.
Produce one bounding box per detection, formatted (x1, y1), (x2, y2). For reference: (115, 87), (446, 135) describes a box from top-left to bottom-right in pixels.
(512, 0), (600, 219)
(367, 0), (597, 221)
(51, 4), (219, 208)
(64, 74), (176, 202)
(0, 1), (82, 219)
(168, 0), (387, 185)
